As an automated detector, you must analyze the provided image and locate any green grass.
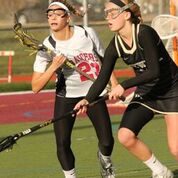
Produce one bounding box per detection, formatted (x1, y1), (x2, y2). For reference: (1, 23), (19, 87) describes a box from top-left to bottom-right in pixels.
(0, 115), (177, 178)
(0, 81), (55, 92)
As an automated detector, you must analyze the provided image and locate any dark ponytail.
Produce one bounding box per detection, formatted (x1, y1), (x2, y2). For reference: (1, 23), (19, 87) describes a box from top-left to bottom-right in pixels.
(123, 0), (143, 24)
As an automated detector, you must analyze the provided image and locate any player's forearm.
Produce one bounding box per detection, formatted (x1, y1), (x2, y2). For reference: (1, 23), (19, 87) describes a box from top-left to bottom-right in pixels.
(32, 66), (56, 93)
(110, 72), (118, 89)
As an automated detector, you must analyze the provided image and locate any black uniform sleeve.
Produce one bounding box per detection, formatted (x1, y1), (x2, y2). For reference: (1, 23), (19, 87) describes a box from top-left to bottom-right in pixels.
(85, 37), (118, 102)
(120, 26), (161, 89)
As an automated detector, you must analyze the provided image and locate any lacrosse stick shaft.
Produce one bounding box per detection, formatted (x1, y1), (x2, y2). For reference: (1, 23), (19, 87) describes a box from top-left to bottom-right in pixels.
(0, 95), (109, 153)
(19, 95), (109, 137)
(0, 111), (74, 152)
(13, 112), (74, 140)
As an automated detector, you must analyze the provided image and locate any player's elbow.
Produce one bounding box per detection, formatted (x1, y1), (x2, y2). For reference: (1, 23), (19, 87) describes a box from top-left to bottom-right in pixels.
(32, 85), (41, 93)
(148, 68), (160, 81)
(32, 89), (39, 94)
(152, 70), (160, 80)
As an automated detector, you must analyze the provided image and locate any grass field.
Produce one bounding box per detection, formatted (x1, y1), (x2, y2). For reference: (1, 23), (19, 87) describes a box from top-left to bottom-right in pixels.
(0, 22), (177, 178)
(0, 115), (177, 178)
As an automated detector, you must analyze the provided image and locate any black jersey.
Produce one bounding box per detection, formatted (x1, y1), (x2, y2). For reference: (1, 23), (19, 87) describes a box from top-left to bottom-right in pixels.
(86, 24), (178, 113)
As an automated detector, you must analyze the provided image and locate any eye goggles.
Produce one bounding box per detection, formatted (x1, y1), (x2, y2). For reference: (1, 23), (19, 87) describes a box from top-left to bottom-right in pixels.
(104, 8), (125, 19)
(46, 8), (69, 18)
(104, 2), (134, 19)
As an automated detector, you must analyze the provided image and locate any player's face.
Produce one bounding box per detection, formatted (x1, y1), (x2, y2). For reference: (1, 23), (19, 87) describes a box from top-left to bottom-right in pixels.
(104, 2), (127, 32)
(47, 5), (70, 32)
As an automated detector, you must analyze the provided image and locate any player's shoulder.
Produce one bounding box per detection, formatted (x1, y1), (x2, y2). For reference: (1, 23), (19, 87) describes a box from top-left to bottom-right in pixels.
(42, 36), (55, 49)
(139, 24), (157, 34)
(139, 24), (154, 32)
(108, 35), (116, 47)
(82, 26), (95, 33)
(43, 36), (51, 45)
(138, 23), (159, 38)
(75, 25), (96, 36)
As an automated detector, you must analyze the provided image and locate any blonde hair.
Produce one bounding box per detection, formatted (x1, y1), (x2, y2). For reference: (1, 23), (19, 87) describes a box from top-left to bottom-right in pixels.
(122, 0), (143, 23)
(50, 0), (84, 17)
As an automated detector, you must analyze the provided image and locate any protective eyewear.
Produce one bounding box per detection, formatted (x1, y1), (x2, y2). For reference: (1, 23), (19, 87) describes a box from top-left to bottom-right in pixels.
(104, 2), (134, 19)
(46, 8), (68, 18)
(104, 8), (125, 19)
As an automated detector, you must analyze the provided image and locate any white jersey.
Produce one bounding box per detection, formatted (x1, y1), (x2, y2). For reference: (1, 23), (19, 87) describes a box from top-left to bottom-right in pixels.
(33, 25), (107, 98)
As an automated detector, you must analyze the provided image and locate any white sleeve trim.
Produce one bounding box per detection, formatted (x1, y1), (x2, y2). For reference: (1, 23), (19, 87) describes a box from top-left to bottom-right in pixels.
(115, 35), (121, 57)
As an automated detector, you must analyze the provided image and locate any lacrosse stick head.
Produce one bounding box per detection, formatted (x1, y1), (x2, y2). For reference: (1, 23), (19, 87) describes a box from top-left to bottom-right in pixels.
(0, 134), (19, 152)
(13, 14), (50, 55)
(151, 14), (178, 40)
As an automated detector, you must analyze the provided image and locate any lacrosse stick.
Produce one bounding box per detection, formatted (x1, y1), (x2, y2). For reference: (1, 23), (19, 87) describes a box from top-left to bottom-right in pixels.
(12, 15), (96, 82)
(13, 14), (125, 101)
(151, 14), (178, 40)
(151, 14), (178, 65)
(0, 95), (109, 153)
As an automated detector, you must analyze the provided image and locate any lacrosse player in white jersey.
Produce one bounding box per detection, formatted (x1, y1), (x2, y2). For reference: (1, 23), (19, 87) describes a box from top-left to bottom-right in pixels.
(32, 0), (118, 177)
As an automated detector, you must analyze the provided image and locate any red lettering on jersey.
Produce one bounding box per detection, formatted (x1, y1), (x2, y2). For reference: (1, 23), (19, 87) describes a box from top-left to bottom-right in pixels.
(77, 61), (100, 82)
(74, 53), (97, 64)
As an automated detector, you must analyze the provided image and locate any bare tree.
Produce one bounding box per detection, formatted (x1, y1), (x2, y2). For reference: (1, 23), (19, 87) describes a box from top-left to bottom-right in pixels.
(0, 0), (38, 23)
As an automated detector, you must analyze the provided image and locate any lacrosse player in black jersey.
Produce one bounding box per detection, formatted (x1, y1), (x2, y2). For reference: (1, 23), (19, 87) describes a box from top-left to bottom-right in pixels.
(75, 0), (178, 177)
(31, 0), (118, 177)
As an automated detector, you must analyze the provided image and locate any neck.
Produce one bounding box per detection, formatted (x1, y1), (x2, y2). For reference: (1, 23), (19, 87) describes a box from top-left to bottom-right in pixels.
(119, 22), (133, 41)
(118, 23), (134, 47)
(53, 26), (73, 40)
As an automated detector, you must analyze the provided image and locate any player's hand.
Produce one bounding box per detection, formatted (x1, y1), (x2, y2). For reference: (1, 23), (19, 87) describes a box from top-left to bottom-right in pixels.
(51, 54), (66, 71)
(74, 99), (89, 115)
(109, 84), (125, 100)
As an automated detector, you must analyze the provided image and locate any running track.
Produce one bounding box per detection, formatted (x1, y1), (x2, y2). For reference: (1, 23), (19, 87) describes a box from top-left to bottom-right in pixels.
(0, 90), (135, 124)
(0, 69), (135, 124)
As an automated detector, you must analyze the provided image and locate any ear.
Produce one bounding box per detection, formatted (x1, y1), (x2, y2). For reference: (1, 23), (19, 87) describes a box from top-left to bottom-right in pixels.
(67, 16), (71, 23)
(124, 11), (131, 20)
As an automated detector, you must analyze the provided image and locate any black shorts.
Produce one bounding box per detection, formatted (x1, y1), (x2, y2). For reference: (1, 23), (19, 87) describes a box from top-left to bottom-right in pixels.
(119, 103), (154, 136)
(119, 84), (178, 135)
(132, 76), (178, 114)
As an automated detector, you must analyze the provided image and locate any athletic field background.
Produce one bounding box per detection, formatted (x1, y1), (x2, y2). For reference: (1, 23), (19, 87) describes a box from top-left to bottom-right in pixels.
(0, 115), (177, 178)
(0, 24), (177, 177)
(0, 25), (128, 77)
